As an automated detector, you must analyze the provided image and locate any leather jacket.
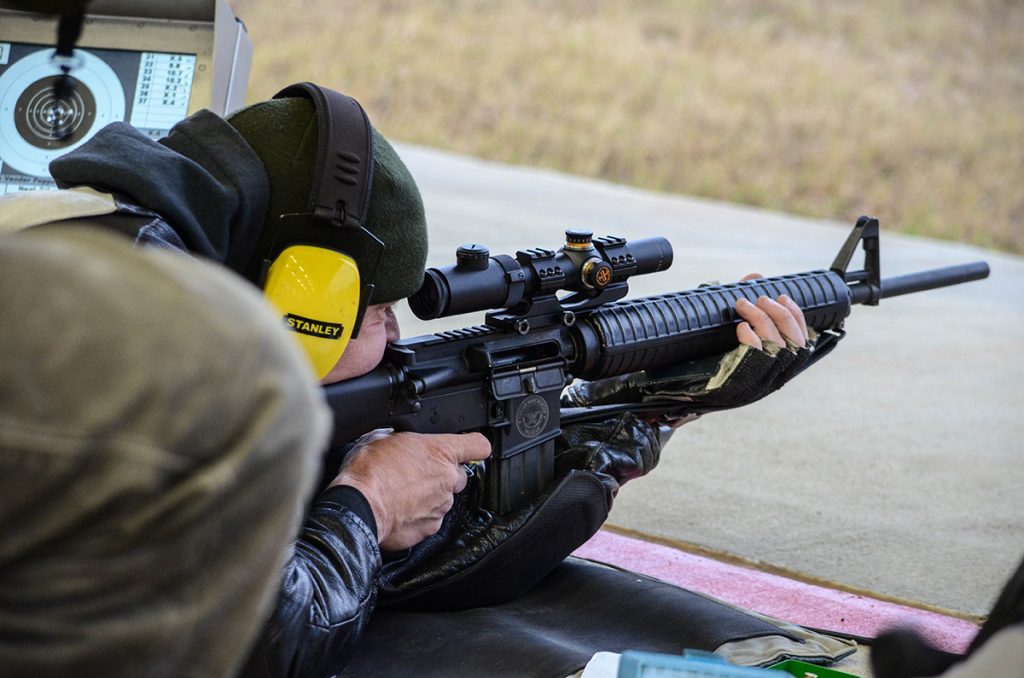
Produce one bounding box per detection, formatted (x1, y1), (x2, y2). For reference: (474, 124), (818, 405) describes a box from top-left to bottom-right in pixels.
(240, 485), (382, 677)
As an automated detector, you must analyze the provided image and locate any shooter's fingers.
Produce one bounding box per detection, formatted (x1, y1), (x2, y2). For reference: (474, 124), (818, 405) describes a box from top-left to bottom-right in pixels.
(736, 321), (763, 351)
(451, 432), (491, 463)
(736, 297), (785, 348)
(778, 294), (809, 342)
(755, 296), (807, 348)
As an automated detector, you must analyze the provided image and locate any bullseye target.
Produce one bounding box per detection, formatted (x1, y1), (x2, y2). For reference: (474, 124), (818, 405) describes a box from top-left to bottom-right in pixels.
(15, 75), (97, 148)
(0, 48), (125, 178)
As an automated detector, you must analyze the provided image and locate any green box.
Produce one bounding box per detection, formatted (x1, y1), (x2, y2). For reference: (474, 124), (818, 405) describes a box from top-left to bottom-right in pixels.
(768, 658), (858, 678)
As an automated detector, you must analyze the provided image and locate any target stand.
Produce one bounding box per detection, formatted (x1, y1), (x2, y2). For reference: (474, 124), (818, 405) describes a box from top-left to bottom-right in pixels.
(0, 0), (251, 193)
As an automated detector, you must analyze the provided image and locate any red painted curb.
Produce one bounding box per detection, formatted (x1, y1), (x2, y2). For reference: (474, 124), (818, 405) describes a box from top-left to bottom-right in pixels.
(573, 530), (979, 654)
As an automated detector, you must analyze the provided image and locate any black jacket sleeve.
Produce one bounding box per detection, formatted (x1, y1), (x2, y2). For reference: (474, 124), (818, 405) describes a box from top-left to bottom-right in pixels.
(241, 486), (382, 678)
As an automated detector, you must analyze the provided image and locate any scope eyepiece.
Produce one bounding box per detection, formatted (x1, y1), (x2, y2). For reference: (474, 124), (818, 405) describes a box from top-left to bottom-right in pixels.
(408, 269), (448, 320)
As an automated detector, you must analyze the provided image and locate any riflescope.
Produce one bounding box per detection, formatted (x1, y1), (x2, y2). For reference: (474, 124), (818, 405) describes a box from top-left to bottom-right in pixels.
(409, 229), (674, 320)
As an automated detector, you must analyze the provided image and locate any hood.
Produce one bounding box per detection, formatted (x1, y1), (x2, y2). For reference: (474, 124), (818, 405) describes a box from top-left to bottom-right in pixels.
(49, 110), (269, 274)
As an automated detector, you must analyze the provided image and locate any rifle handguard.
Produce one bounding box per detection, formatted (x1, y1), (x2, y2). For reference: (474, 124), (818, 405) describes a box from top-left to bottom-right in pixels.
(573, 270), (851, 380)
(562, 328), (845, 423)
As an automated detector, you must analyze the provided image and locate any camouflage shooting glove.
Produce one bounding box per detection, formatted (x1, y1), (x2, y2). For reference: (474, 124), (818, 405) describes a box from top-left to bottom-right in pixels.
(562, 328), (845, 422)
(376, 412), (662, 611)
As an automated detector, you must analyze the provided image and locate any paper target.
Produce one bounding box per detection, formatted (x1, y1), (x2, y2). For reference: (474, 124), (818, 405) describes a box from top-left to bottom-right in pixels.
(0, 48), (125, 178)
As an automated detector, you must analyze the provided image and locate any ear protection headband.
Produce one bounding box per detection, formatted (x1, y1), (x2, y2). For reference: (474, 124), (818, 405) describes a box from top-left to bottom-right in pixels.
(257, 83), (385, 380)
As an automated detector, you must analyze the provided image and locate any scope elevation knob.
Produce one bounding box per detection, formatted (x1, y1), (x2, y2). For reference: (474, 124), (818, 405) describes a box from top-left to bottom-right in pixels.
(565, 229), (594, 250)
(456, 244), (490, 271)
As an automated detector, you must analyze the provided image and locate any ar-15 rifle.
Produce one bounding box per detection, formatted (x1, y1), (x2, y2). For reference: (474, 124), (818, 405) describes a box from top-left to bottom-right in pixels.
(325, 216), (989, 514)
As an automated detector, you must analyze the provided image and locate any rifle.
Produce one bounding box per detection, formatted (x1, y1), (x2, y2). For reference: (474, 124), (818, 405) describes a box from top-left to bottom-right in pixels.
(324, 216), (989, 514)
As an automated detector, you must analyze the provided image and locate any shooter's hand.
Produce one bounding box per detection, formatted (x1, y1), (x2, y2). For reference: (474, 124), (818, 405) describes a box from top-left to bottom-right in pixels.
(734, 272), (809, 350)
(330, 430), (490, 551)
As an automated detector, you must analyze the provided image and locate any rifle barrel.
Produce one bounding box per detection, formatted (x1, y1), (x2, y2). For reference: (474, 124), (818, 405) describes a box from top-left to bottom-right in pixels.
(850, 261), (990, 305)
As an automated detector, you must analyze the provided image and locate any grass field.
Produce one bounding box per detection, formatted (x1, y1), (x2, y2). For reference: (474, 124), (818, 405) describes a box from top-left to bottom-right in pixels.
(232, 0), (1023, 253)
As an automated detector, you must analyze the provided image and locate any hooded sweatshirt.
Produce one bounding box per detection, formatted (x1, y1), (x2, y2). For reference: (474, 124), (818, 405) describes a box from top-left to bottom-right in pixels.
(49, 110), (268, 273)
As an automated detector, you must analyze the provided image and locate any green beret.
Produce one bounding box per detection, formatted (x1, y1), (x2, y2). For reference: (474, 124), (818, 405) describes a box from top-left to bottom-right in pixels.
(227, 95), (428, 304)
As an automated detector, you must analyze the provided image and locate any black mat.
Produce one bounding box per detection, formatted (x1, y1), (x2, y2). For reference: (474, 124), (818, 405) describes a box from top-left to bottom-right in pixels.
(342, 557), (806, 677)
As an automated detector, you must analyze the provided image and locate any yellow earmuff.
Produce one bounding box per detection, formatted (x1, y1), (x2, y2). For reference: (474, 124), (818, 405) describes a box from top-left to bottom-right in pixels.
(263, 244), (362, 380)
(251, 83), (384, 381)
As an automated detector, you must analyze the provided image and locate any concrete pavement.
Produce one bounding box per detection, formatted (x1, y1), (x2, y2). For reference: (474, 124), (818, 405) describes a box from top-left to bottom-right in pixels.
(393, 142), (1024, 620)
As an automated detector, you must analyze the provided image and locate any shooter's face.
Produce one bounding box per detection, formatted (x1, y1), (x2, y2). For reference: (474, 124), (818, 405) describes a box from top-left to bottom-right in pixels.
(320, 303), (400, 385)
